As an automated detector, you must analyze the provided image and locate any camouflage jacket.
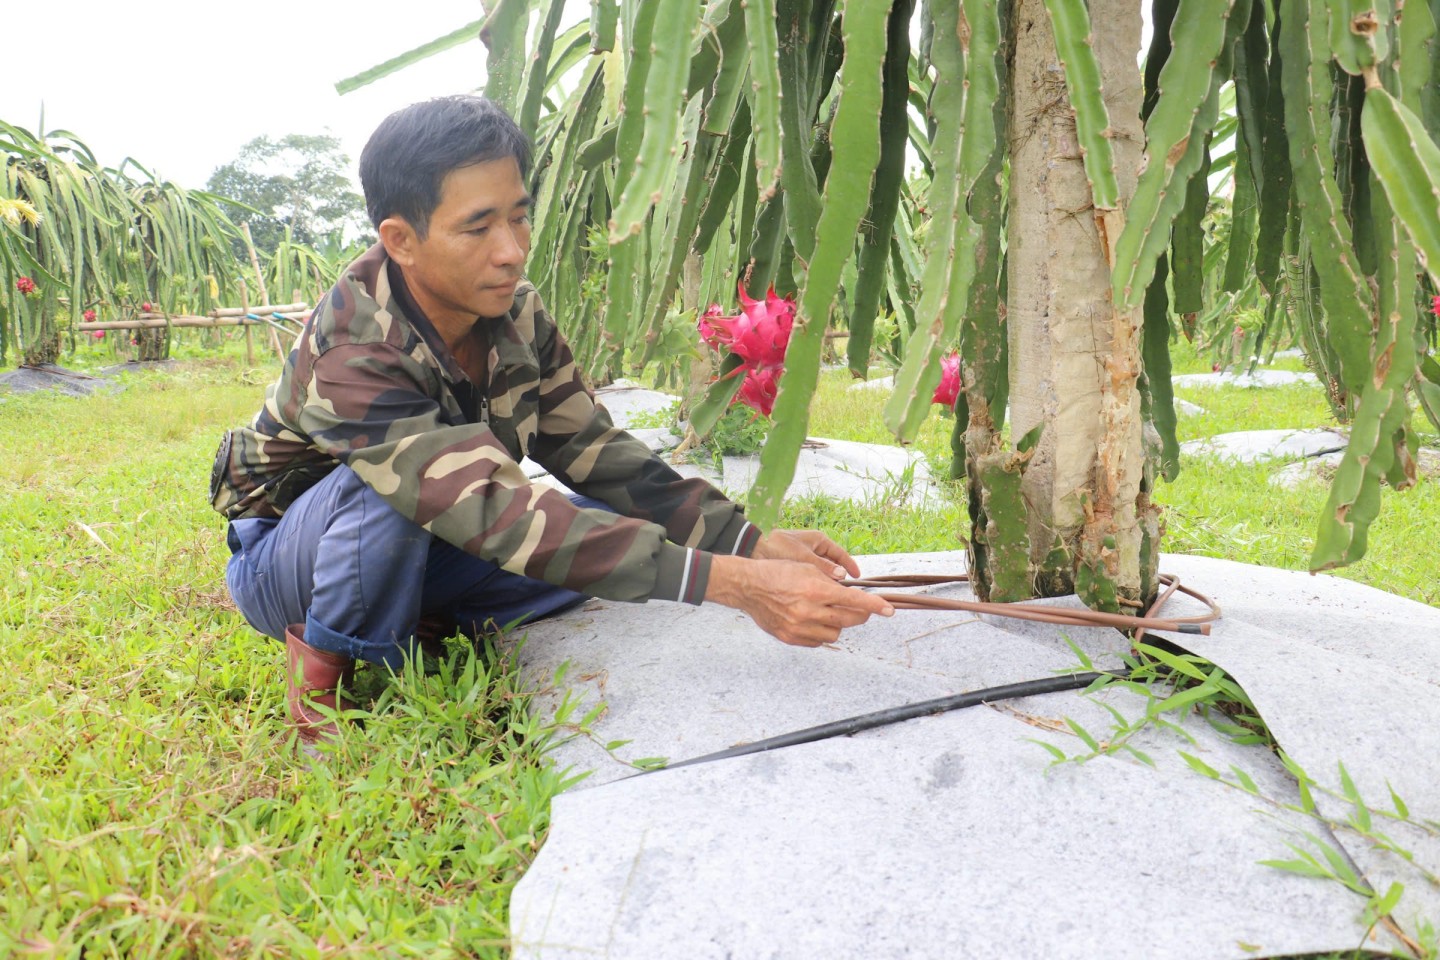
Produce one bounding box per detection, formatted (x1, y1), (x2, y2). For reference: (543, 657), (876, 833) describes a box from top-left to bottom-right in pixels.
(210, 244), (759, 605)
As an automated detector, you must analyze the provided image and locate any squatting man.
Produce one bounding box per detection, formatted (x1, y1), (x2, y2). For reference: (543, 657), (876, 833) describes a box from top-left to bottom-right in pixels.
(210, 95), (895, 742)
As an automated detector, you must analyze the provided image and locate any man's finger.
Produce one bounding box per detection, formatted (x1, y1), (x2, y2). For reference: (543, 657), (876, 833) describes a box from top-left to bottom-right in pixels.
(814, 537), (861, 577)
(799, 622), (842, 645)
(809, 578), (893, 611)
(780, 628), (834, 648)
(829, 584), (894, 617)
(800, 550), (847, 579)
(792, 530), (860, 578)
(828, 605), (873, 628)
(800, 607), (845, 633)
(779, 607), (843, 643)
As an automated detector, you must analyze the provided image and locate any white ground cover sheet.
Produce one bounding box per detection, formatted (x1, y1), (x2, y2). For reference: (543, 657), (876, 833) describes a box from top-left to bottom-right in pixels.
(1180, 428), (1350, 464)
(508, 551), (1440, 959)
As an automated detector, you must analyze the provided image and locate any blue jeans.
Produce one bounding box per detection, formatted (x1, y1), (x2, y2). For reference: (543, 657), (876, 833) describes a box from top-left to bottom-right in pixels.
(225, 465), (599, 669)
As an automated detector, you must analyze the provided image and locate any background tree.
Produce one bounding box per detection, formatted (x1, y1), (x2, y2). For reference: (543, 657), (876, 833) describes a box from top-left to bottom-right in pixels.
(342, 0), (1440, 612)
(206, 133), (370, 257)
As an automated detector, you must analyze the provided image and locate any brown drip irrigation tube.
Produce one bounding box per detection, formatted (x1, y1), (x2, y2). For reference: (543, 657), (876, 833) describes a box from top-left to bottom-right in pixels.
(843, 572), (1220, 636)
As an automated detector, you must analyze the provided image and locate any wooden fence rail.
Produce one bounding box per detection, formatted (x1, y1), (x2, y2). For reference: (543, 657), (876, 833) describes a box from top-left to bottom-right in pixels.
(76, 302), (311, 333)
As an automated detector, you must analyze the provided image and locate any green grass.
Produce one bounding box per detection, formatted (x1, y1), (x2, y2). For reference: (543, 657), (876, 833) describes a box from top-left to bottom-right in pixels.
(2, 350), (1436, 957)
(781, 366), (971, 554)
(0, 363), (571, 957)
(1161, 361), (1440, 606)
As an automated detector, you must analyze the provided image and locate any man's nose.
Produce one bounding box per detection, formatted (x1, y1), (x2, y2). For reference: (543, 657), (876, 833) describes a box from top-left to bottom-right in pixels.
(493, 224), (527, 266)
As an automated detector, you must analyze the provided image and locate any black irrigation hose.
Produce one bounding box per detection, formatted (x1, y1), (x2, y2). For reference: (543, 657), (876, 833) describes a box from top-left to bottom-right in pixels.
(628, 572), (1201, 778)
(637, 669), (1130, 777)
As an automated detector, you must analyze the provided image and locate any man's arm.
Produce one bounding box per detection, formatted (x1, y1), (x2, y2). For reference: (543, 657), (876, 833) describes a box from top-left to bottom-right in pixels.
(297, 341), (708, 605)
(312, 342), (895, 643)
(524, 294), (758, 556)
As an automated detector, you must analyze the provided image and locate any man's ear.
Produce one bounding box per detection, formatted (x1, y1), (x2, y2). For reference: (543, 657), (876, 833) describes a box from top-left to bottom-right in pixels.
(377, 217), (418, 266)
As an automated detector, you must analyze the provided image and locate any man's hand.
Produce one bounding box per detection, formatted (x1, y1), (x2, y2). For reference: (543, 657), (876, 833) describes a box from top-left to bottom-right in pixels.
(752, 529), (861, 581)
(706, 554), (894, 647)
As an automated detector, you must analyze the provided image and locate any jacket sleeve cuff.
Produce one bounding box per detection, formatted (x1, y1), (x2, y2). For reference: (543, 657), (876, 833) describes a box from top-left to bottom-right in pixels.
(709, 513), (763, 558)
(650, 541), (713, 606)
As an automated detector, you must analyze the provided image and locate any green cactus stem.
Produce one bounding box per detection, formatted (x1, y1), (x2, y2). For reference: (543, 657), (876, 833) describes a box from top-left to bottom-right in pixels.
(748, 0), (887, 527)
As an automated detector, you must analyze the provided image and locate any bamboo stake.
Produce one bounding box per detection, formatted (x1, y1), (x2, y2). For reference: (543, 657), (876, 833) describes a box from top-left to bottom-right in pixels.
(80, 317), (297, 330)
(135, 311), (311, 323)
(240, 225), (270, 303)
(240, 279), (254, 366)
(241, 222), (284, 361)
(206, 302), (308, 318)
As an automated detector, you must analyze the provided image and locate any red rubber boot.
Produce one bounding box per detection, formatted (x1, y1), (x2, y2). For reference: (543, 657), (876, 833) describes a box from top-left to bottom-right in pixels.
(284, 624), (358, 743)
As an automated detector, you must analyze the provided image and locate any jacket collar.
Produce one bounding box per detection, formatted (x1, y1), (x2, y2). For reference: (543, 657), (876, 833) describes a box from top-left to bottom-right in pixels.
(382, 255), (468, 384)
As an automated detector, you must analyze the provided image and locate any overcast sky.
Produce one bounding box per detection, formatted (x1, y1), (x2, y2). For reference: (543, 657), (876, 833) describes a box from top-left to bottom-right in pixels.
(9, 3), (1151, 193)
(3, 0), (494, 188)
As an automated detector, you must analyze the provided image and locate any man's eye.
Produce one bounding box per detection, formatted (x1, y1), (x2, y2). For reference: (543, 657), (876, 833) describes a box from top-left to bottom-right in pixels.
(511, 215), (530, 226)
(469, 226), (490, 236)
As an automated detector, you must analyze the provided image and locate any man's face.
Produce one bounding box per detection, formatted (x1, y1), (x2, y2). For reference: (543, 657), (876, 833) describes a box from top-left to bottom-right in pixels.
(387, 156), (532, 324)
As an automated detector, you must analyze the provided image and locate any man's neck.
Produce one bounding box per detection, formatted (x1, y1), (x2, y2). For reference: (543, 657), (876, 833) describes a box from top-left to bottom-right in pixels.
(388, 261), (475, 353)
(428, 310), (477, 354)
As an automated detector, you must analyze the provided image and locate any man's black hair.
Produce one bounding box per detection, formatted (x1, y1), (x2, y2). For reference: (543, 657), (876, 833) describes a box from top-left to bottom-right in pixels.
(359, 95), (532, 238)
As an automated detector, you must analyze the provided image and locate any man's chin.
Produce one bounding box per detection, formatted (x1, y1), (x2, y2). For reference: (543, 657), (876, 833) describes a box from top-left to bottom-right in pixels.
(475, 288), (517, 317)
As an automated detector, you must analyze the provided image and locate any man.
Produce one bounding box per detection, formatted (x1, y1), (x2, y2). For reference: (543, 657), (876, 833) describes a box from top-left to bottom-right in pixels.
(210, 95), (893, 743)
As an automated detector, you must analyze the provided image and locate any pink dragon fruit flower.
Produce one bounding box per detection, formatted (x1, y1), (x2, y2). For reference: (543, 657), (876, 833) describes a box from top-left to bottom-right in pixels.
(83, 309), (97, 322)
(728, 285), (795, 369)
(697, 282), (798, 418)
(15, 276), (37, 296)
(698, 303), (728, 349)
(931, 354), (962, 407)
(91, 331), (106, 340)
(1432, 295), (1439, 317)
(141, 301), (153, 312)
(736, 364), (783, 418)
(697, 283), (796, 369)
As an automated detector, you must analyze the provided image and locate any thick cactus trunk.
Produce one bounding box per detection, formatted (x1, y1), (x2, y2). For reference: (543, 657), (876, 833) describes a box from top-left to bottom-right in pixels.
(973, 0), (1156, 609)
